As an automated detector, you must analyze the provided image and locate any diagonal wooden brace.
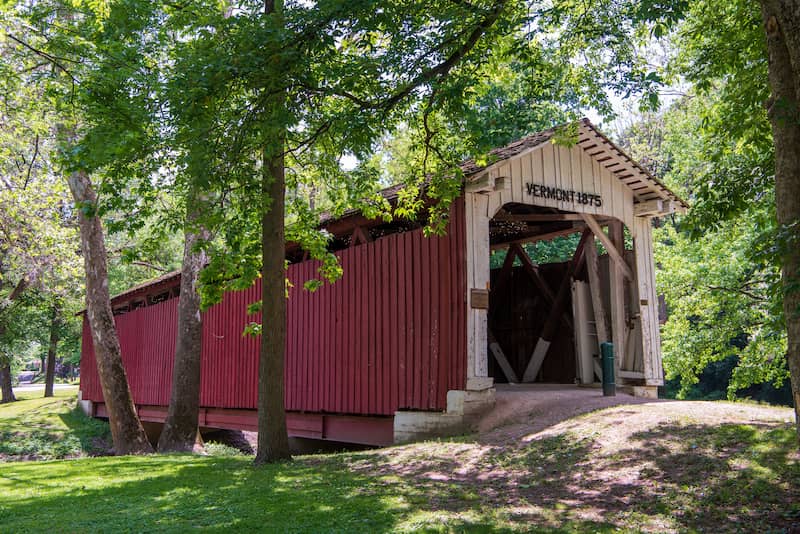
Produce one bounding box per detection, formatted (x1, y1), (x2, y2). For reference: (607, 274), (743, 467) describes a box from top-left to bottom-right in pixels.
(580, 214), (633, 281)
(523, 228), (593, 383)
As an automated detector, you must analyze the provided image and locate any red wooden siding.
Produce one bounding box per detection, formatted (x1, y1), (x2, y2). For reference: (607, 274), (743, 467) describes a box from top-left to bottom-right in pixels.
(80, 298), (179, 405)
(80, 199), (467, 417)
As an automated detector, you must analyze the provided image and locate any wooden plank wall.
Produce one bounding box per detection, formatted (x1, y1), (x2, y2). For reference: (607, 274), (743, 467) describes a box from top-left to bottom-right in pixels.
(80, 200), (468, 416)
(571, 281), (596, 384)
(79, 299), (179, 404)
(285, 213), (467, 414)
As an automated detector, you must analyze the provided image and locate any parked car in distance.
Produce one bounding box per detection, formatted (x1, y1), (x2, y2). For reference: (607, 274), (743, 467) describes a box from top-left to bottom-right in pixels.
(17, 371), (36, 384)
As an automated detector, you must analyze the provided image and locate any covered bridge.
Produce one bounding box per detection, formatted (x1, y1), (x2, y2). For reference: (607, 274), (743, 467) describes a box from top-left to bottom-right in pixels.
(79, 119), (686, 445)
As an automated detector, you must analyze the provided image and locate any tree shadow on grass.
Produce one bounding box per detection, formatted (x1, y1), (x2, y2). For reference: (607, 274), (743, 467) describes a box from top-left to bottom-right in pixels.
(2, 420), (797, 532)
(0, 407), (110, 461)
(335, 433), (620, 531)
(619, 423), (800, 531)
(0, 455), (406, 532)
(0, 393), (111, 461)
(0, 441), (617, 533)
(57, 404), (112, 456)
(332, 421), (800, 532)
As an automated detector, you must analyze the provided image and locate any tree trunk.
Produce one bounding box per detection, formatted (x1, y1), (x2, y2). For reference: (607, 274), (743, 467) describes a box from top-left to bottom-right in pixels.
(44, 304), (60, 398)
(760, 0), (800, 445)
(254, 0), (291, 466)
(255, 147), (292, 464)
(0, 362), (15, 403)
(0, 287), (22, 403)
(158, 195), (210, 453)
(67, 168), (153, 455)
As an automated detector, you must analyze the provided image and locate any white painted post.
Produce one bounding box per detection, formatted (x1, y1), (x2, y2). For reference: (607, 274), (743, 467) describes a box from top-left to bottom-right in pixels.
(632, 217), (664, 385)
(465, 192), (493, 391)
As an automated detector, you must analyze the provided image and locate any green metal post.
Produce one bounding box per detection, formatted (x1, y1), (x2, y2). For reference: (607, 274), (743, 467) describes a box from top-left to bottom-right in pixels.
(601, 342), (615, 397)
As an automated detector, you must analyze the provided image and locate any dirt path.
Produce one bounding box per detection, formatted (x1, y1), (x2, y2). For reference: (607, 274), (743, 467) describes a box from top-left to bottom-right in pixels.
(476, 384), (793, 445)
(476, 384), (659, 444)
(476, 384), (795, 447)
(338, 385), (798, 532)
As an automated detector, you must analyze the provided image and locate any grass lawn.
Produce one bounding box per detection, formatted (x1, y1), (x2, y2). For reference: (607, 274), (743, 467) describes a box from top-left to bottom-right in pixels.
(1, 391), (799, 532)
(0, 387), (110, 460)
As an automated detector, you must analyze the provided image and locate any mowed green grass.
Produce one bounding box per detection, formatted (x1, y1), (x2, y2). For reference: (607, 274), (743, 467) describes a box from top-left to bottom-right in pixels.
(1, 391), (799, 533)
(0, 387), (110, 460)
(0, 455), (413, 532)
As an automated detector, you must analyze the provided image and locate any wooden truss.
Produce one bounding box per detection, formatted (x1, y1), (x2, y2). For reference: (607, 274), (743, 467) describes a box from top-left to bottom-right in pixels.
(488, 217), (635, 384)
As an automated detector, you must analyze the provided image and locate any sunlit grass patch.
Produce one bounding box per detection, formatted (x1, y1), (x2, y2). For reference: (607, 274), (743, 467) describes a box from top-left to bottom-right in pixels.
(0, 387), (110, 461)
(1, 393), (797, 532)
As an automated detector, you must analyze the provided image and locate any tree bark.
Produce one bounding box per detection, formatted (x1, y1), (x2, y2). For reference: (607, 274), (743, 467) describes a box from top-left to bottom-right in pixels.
(760, 0), (800, 445)
(0, 277), (27, 404)
(255, 145), (292, 465)
(254, 0), (291, 465)
(44, 304), (60, 398)
(158, 194), (210, 453)
(67, 168), (153, 455)
(0, 362), (15, 404)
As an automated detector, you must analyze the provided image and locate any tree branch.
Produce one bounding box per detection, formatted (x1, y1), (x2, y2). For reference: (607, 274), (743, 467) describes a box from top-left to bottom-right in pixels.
(296, 0), (507, 113)
(24, 134), (40, 190)
(3, 278), (28, 304)
(286, 120), (332, 158)
(0, 176), (13, 192)
(5, 33), (79, 86)
(131, 261), (168, 272)
(378, 0), (507, 111)
(707, 285), (768, 301)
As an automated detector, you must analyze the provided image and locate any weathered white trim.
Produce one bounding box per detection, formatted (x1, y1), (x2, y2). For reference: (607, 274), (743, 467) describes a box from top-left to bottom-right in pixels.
(581, 214), (634, 281)
(77, 389), (93, 417)
(466, 377), (494, 390)
(523, 340), (551, 383)
(632, 386), (659, 399)
(572, 281), (596, 385)
(465, 191), (493, 389)
(461, 140), (666, 392)
(632, 217), (664, 386)
(489, 336), (519, 383)
(465, 172), (496, 193)
(608, 221), (627, 378)
(464, 140), (550, 184)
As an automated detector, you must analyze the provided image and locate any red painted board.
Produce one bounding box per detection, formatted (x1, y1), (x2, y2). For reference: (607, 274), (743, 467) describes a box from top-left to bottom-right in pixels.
(79, 200), (468, 419)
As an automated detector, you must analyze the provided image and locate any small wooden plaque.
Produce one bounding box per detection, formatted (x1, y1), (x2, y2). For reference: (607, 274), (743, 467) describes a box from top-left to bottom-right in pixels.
(470, 288), (490, 309)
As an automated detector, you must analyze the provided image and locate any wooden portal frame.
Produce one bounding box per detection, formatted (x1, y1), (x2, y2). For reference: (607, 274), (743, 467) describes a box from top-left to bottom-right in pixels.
(463, 128), (674, 390)
(484, 216), (643, 384)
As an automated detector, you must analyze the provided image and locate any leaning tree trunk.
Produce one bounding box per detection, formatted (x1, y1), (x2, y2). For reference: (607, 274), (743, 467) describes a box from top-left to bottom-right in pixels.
(158, 196), (210, 453)
(760, 0), (800, 445)
(44, 304), (60, 398)
(67, 169), (153, 455)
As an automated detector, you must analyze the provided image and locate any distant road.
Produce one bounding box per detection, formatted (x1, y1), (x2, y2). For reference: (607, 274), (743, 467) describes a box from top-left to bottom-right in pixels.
(14, 383), (76, 392)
